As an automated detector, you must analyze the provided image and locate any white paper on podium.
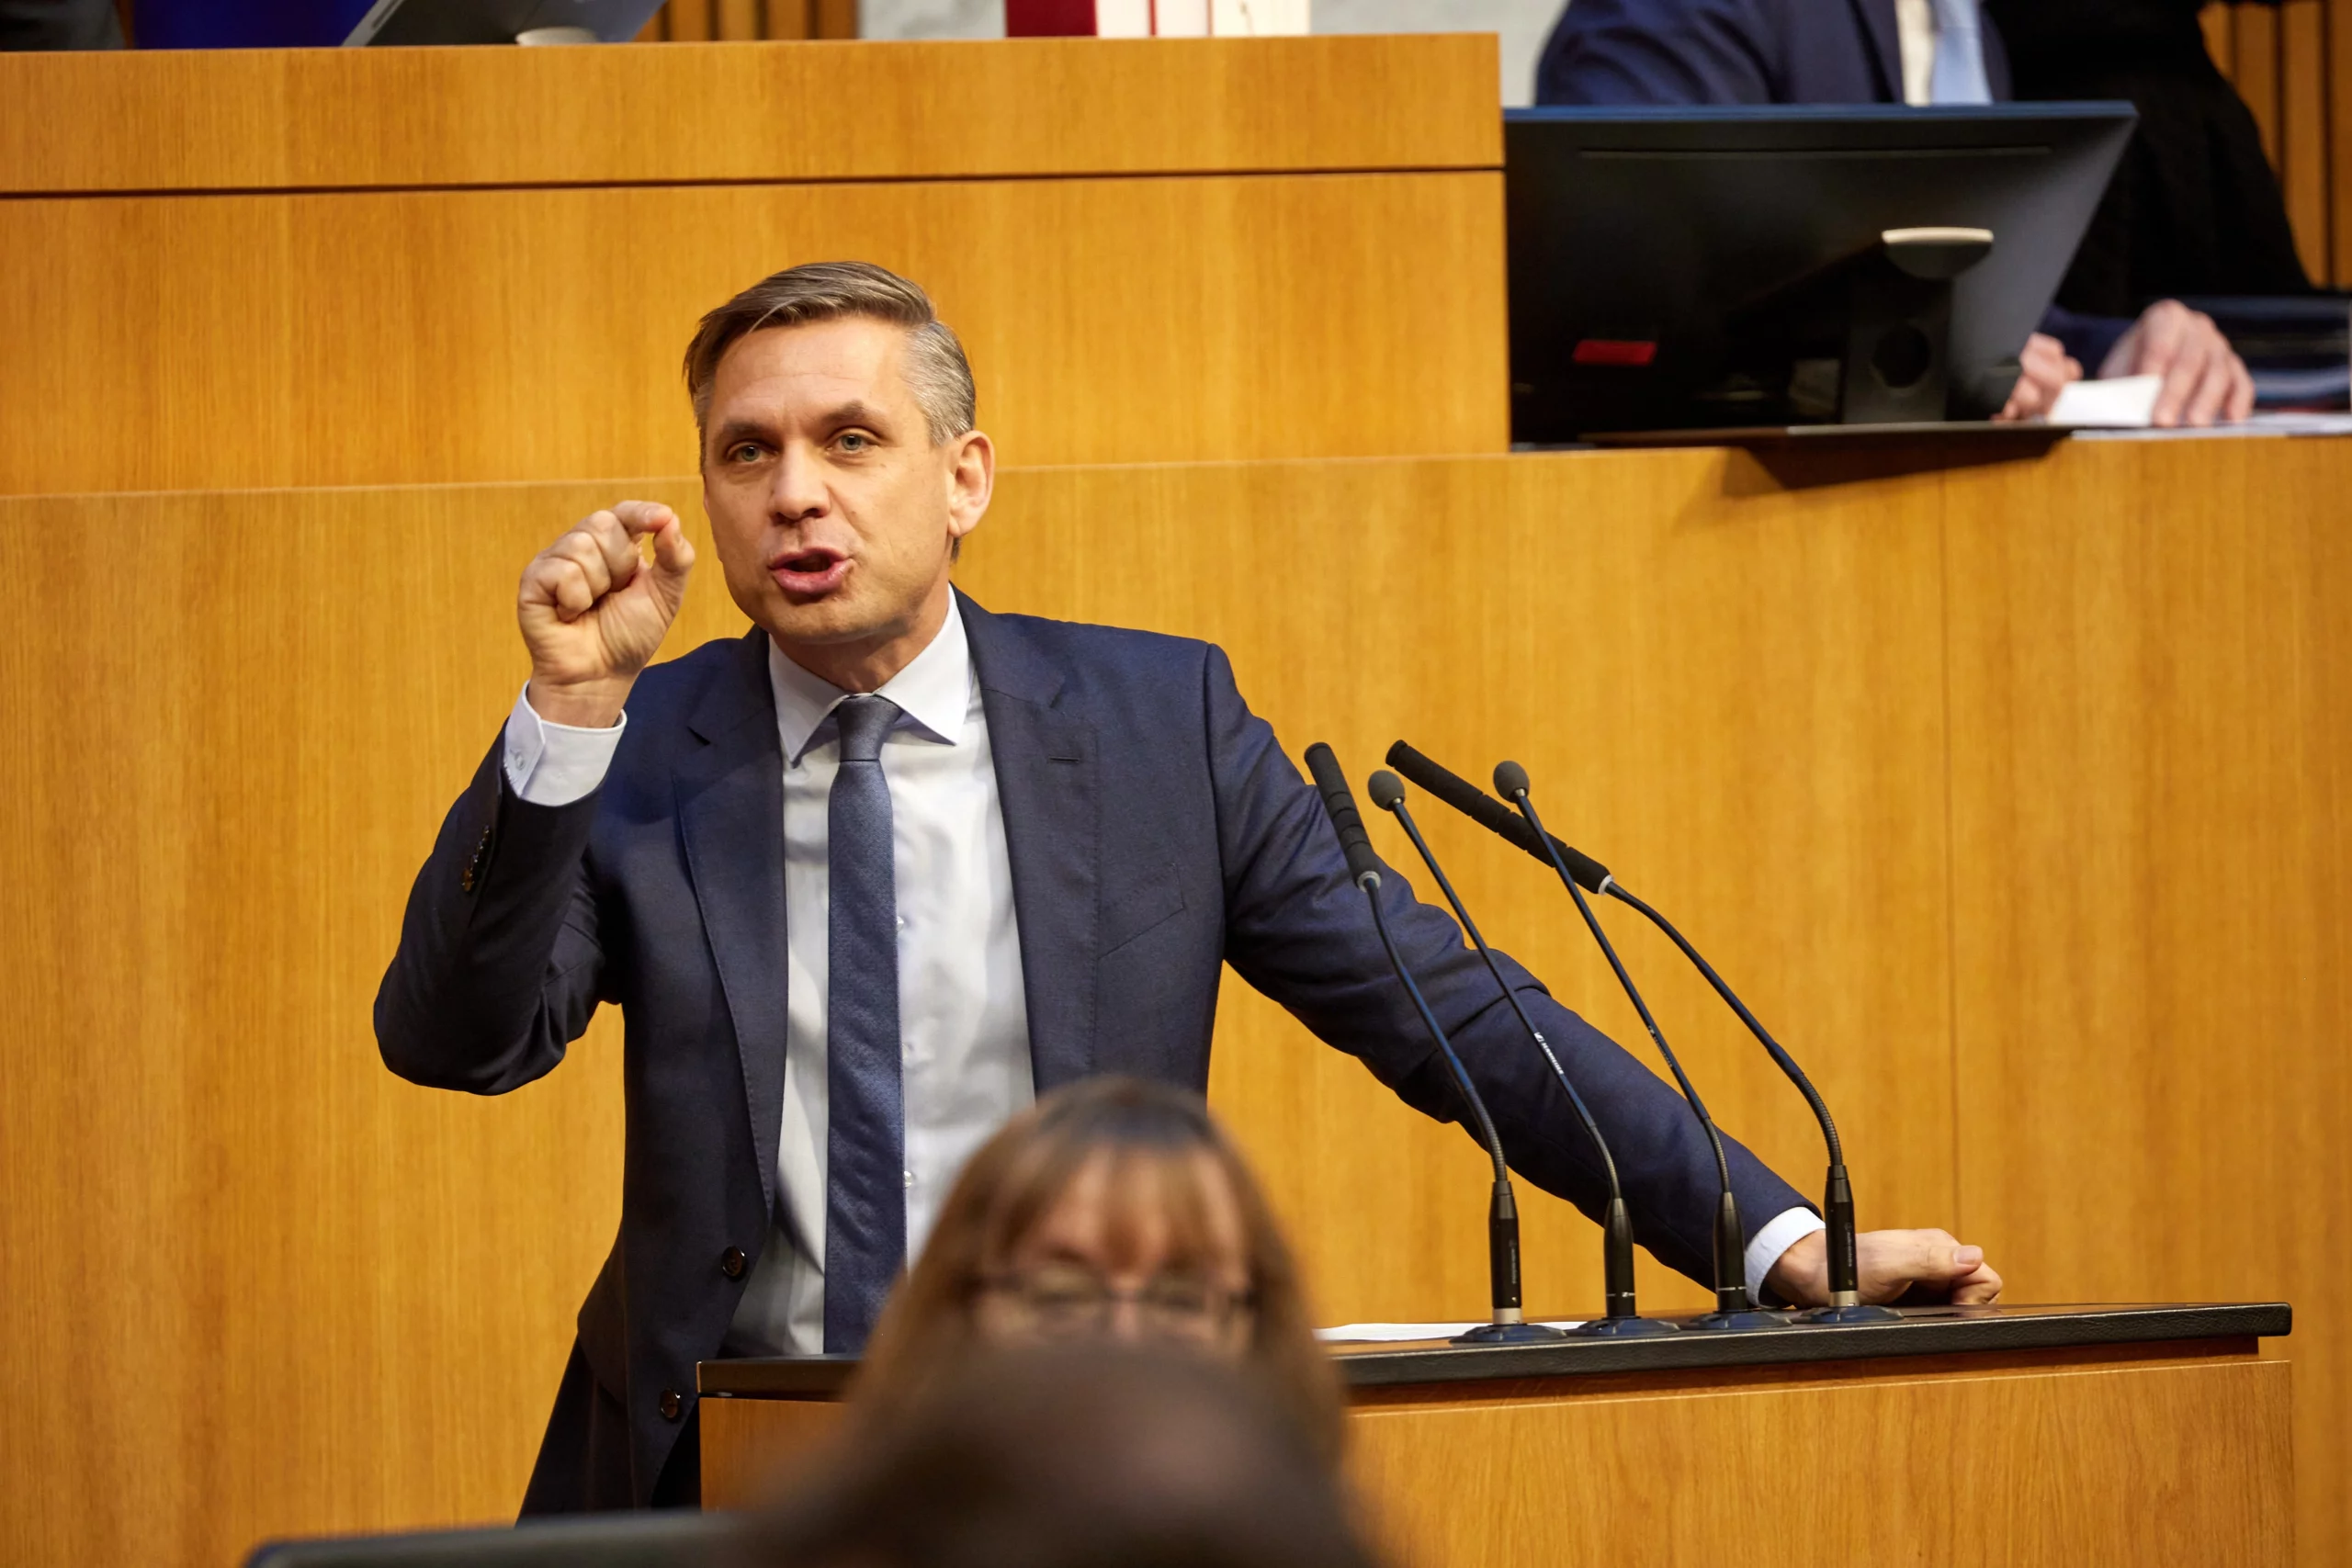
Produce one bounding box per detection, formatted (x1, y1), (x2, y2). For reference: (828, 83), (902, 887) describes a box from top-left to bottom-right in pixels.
(1317, 1320), (1589, 1343)
(2048, 374), (2163, 427)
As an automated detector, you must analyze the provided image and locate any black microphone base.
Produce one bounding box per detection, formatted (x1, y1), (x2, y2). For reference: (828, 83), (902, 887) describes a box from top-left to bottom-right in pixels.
(1794, 1302), (1903, 1325)
(1452, 1320), (1573, 1345)
(1681, 1307), (1791, 1332)
(1568, 1314), (1680, 1338)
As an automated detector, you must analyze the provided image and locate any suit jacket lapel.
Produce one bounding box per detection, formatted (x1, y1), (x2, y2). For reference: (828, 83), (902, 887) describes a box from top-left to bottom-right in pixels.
(960, 596), (1099, 1093)
(675, 629), (790, 1218)
(1849, 0), (1904, 102)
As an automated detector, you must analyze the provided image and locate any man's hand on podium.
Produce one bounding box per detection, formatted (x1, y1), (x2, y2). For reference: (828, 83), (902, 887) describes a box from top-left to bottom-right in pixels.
(1766, 1228), (2004, 1308)
(518, 500), (696, 729)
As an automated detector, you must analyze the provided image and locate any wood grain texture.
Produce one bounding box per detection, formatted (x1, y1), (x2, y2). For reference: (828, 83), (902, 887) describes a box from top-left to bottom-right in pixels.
(1941, 437), (2352, 1568)
(699, 1399), (843, 1510)
(2280, 0), (2334, 284)
(2239, 4), (2286, 171)
(0, 169), (1509, 493)
(1349, 1353), (2291, 1567)
(8, 437), (2349, 1565)
(0, 37), (1498, 195)
(2335, 0), (2352, 285)
(954, 451), (1959, 1322)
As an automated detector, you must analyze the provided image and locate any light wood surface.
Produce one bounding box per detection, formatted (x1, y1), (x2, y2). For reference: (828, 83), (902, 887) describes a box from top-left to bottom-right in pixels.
(2204, 0), (2345, 284)
(0, 39), (1509, 494)
(4, 438), (2346, 1563)
(700, 1399), (844, 1510)
(1350, 1348), (2290, 1567)
(0, 170), (1505, 493)
(1941, 437), (2352, 1568)
(0, 37), (1497, 194)
(695, 1345), (2291, 1567)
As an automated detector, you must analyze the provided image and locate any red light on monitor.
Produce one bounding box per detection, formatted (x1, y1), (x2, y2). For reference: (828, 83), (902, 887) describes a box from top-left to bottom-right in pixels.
(1572, 339), (1658, 367)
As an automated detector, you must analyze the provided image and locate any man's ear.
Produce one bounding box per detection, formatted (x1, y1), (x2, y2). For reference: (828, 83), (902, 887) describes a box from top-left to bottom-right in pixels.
(945, 429), (994, 546)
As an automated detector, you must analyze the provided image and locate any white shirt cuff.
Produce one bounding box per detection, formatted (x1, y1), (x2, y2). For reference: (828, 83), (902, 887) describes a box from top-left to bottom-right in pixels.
(1746, 1206), (1828, 1306)
(502, 683), (628, 807)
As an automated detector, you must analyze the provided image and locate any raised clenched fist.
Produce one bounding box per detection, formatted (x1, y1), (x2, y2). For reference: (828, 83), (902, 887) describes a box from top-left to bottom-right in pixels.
(517, 500), (695, 728)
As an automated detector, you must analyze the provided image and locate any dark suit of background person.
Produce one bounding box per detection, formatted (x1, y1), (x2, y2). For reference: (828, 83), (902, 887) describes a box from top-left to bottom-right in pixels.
(1987, 0), (2312, 315)
(377, 594), (1817, 1512)
(1534, 0), (2010, 107)
(1529, 0), (2144, 350)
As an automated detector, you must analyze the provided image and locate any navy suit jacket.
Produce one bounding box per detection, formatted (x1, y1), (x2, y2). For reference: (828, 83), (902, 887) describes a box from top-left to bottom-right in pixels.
(1534, 0), (2010, 107)
(377, 596), (1809, 1509)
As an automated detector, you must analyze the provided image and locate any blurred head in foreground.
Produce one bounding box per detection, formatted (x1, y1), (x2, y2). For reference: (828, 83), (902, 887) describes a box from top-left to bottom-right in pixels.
(742, 1345), (1380, 1568)
(854, 1077), (1345, 1464)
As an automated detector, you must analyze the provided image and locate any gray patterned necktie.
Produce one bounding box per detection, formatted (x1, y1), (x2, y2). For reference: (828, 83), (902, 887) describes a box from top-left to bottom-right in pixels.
(822, 694), (904, 1353)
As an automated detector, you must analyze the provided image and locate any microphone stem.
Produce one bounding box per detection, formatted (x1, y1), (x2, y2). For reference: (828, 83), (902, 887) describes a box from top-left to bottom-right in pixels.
(1362, 882), (1525, 1320)
(1605, 883), (1861, 1305)
(1513, 791), (1747, 1312)
(1388, 800), (1642, 1321)
(1389, 799), (1636, 1184)
(1363, 885), (1510, 1189)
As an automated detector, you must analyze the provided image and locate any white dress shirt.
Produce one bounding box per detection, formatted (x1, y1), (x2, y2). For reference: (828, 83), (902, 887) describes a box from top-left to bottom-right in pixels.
(505, 591), (1034, 1355)
(499, 591), (1818, 1330)
(1895, 0), (1937, 106)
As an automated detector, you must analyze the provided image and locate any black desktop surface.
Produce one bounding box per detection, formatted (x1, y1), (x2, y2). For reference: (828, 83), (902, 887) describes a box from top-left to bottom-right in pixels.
(1505, 104), (2137, 441)
(696, 1302), (2290, 1398)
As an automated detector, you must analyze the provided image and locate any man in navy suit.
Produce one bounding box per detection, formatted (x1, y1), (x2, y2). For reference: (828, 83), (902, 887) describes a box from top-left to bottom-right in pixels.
(1534, 0), (2256, 427)
(377, 262), (2002, 1513)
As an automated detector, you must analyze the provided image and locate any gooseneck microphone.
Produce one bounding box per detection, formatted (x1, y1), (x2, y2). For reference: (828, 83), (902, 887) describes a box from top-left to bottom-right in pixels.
(1304, 743), (1564, 1346)
(1492, 759), (1780, 1332)
(1600, 883), (1896, 1324)
(1387, 740), (1612, 893)
(1366, 769), (1674, 1338)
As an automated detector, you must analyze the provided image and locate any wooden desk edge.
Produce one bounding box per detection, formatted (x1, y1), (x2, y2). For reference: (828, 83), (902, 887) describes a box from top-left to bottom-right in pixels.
(697, 1303), (2291, 1401)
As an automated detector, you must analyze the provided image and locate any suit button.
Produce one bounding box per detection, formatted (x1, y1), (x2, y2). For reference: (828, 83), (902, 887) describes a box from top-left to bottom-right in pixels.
(659, 1389), (683, 1422)
(720, 1247), (746, 1280)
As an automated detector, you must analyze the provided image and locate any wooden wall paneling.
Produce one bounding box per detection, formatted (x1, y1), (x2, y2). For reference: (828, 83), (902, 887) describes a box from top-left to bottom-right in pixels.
(2281, 0), (2334, 283)
(0, 170), (1509, 494)
(0, 38), (1499, 194)
(1940, 439), (2351, 1568)
(2334, 0), (2352, 285)
(0, 479), (732, 1568)
(2240, 4), (2286, 171)
(2205, 1), (2239, 74)
(0, 447), (1958, 1567)
(954, 451), (1959, 1321)
(1349, 1354), (2292, 1567)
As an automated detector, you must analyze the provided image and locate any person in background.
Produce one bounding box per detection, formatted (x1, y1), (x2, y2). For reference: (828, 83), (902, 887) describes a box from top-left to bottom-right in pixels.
(742, 1345), (1382, 1568)
(0, 0), (122, 48)
(849, 1077), (1349, 1467)
(1534, 0), (2258, 426)
(1988, 0), (2312, 315)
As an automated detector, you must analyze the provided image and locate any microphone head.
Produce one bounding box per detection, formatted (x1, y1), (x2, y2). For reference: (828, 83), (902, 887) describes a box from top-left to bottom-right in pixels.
(1366, 770), (1406, 812)
(1493, 760), (1531, 799)
(1303, 742), (1382, 887)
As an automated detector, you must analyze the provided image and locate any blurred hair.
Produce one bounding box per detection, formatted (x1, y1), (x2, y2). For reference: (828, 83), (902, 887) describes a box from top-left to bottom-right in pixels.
(739, 1345), (1381, 1568)
(682, 260), (977, 445)
(850, 1077), (1347, 1467)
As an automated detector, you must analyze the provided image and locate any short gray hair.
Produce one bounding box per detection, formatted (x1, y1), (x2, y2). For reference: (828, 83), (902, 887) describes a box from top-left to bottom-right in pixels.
(682, 261), (977, 445)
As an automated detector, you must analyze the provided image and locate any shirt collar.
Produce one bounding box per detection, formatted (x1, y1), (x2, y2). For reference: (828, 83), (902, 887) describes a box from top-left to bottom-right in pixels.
(767, 587), (972, 765)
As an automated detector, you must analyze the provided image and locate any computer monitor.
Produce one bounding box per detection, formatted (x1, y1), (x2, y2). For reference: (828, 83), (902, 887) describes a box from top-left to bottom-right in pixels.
(1504, 105), (2137, 441)
(345, 0), (663, 44)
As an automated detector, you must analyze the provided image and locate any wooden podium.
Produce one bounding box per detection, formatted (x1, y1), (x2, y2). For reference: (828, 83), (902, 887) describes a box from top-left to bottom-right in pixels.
(696, 1304), (2293, 1565)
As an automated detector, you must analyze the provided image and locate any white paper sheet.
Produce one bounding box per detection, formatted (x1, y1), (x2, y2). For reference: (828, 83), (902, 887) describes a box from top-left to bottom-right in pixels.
(2049, 374), (2164, 428)
(1316, 1321), (1588, 1343)
(2075, 411), (2352, 441)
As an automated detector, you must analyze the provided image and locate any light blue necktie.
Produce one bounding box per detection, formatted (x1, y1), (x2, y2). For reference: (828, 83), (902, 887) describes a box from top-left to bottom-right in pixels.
(822, 694), (905, 1355)
(1929, 0), (1994, 105)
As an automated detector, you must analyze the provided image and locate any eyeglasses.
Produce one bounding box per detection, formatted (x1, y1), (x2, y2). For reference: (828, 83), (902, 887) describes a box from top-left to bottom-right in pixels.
(978, 1263), (1257, 1345)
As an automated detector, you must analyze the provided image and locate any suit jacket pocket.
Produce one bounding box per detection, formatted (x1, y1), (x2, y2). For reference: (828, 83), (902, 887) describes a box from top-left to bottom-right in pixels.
(1100, 861), (1186, 957)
